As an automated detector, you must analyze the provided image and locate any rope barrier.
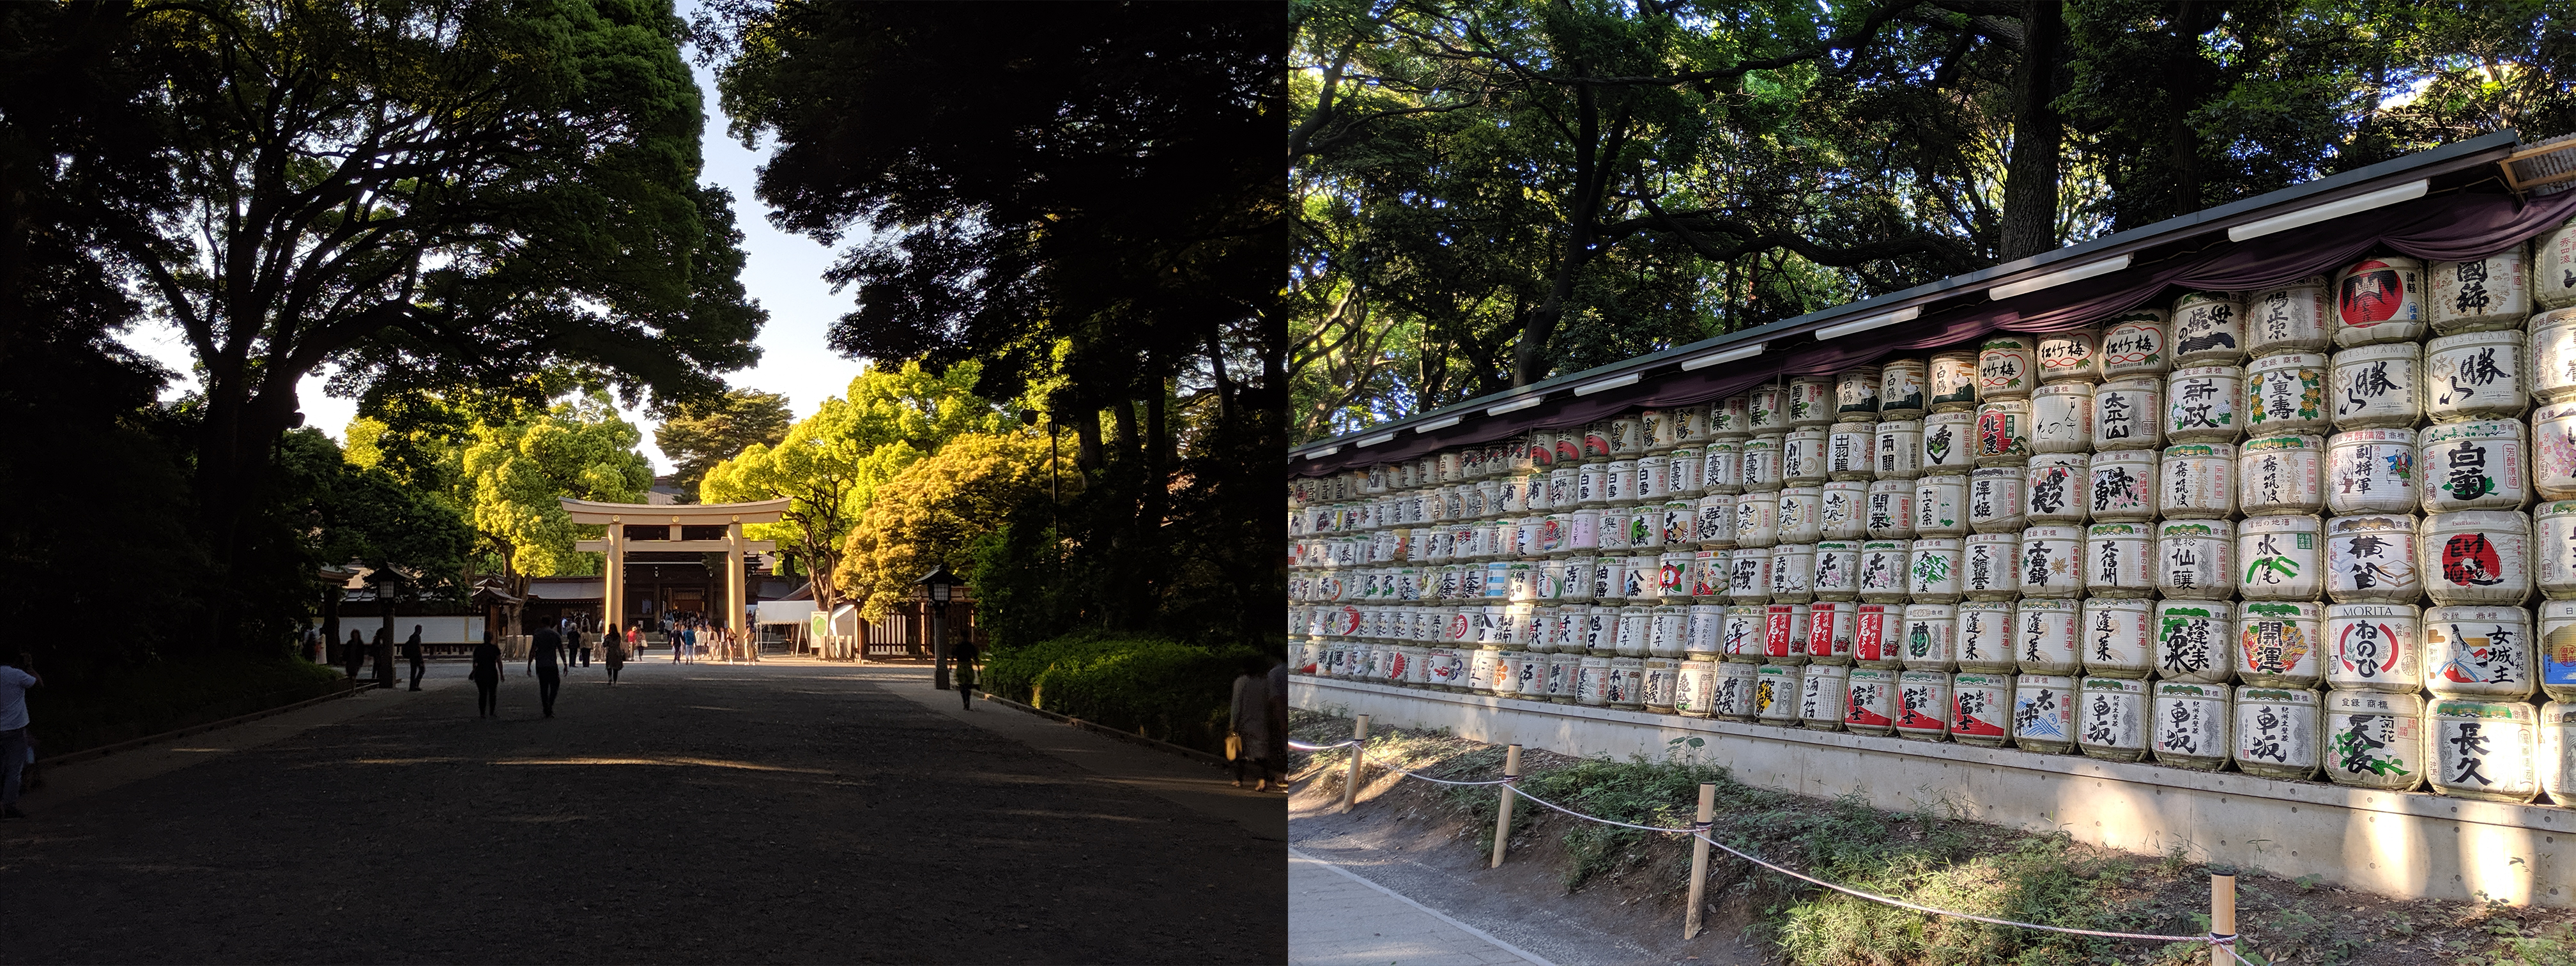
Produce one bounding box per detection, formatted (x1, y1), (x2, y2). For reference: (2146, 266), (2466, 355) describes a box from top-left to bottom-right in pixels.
(1298, 739), (2242, 955)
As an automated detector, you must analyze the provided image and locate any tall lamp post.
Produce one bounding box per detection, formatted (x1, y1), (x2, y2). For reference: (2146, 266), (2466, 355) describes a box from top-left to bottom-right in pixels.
(914, 564), (960, 690)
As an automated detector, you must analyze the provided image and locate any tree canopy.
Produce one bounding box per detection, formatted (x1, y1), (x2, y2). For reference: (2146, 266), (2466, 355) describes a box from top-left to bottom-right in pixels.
(654, 388), (792, 501)
(834, 433), (1059, 620)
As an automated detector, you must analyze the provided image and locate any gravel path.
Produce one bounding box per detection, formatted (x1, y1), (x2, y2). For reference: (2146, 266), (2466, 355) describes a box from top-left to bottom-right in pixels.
(2, 659), (1284, 963)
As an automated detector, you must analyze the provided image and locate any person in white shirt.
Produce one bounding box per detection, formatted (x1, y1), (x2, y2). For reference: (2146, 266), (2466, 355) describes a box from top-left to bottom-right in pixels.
(0, 654), (42, 819)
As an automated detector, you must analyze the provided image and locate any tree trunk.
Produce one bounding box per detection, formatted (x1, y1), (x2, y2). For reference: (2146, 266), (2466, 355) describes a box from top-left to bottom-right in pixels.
(1073, 407), (1105, 473)
(1998, 0), (2063, 262)
(1110, 397), (1140, 463)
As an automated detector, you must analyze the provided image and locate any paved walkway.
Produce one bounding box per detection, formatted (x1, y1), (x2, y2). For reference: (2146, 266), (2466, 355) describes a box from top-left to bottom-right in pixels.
(1290, 848), (1552, 966)
(4, 658), (1282, 963)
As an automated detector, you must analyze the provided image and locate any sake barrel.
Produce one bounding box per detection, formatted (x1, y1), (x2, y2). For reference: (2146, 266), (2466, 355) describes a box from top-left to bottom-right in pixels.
(2174, 291), (2248, 364)
(1634, 455), (1668, 503)
(2092, 376), (2163, 450)
(1749, 385), (1790, 433)
(2237, 514), (2323, 602)
(2156, 519), (2235, 600)
(2429, 698), (2542, 803)
(2243, 351), (2329, 436)
(2535, 403), (2576, 500)
(1496, 475), (1531, 516)
(1673, 404), (1710, 446)
(1827, 423), (1876, 480)
(1577, 463), (1609, 507)
(1880, 359), (1929, 420)
(1550, 431), (1584, 467)
(1755, 664), (1803, 723)
(2030, 382), (2096, 455)
(2326, 514), (2422, 604)
(1961, 532), (2021, 601)
(1813, 540), (1860, 601)
(2085, 523), (2156, 598)
(2037, 328), (2103, 383)
(1800, 663), (1850, 731)
(2327, 429), (2419, 515)
(1835, 365), (1882, 423)
(2234, 686), (2324, 779)
(1789, 376), (1835, 428)
(2238, 600), (2327, 689)
(2428, 247), (2530, 334)
(2018, 525), (2086, 599)
(2334, 256), (2427, 347)
(2152, 600), (2234, 685)
(1866, 479), (1917, 539)
(1853, 603), (1903, 668)
(2082, 597), (2156, 678)
(1501, 650), (1542, 700)
(1947, 672), (2012, 746)
(1966, 466), (2027, 534)
(2533, 309), (2576, 403)
(1721, 604), (1768, 663)
(2324, 689), (2427, 791)
(2540, 216), (2576, 309)
(2101, 309), (2174, 379)
(2426, 330), (2528, 422)
(1807, 599), (1857, 664)
(1595, 508), (1632, 561)
(2088, 448), (2159, 523)
(1858, 540), (1911, 603)
(1908, 537), (1964, 602)
(1974, 399), (2032, 466)
(1602, 459), (1637, 507)
(1542, 650), (1578, 701)
(1643, 656), (1680, 712)
(1536, 514), (1571, 558)
(2165, 365), (2243, 442)
(1685, 602), (1726, 656)
(1701, 439), (1745, 494)
(1845, 667), (1898, 733)
(2025, 452), (2089, 525)
(2539, 701), (2576, 802)
(1712, 660), (1759, 720)
(1693, 493), (1736, 548)
(1784, 428), (1829, 485)
(1820, 480), (1869, 540)
(1675, 658), (1717, 717)
(1742, 434), (1786, 493)
(2012, 674), (2080, 753)
(1561, 555), (1600, 604)
(2077, 677), (2151, 762)
(1956, 601), (2019, 673)
(2159, 441), (2237, 519)
(1660, 500), (1699, 550)
(1778, 487), (1823, 545)
(1641, 410), (1673, 454)
(2421, 510), (2532, 605)
(1546, 466), (1579, 512)
(1607, 656), (1648, 709)
(1874, 420), (1923, 480)
(2328, 603), (2421, 693)
(1972, 335), (2035, 401)
(1609, 415), (1646, 457)
(1615, 604), (1654, 654)
(2540, 600), (2576, 701)
(2150, 681), (2233, 770)
(1768, 545), (1816, 603)
(1595, 555), (1630, 605)
(1913, 474), (1967, 536)
(1895, 670), (1953, 741)
(2248, 275), (2334, 355)
(2331, 341), (2422, 430)
(1711, 396), (1752, 438)
(2237, 434), (2326, 515)
(1439, 647), (1475, 691)
(1726, 548), (1771, 604)
(2425, 604), (2537, 698)
(1733, 491), (1781, 548)
(1899, 602), (1958, 671)
(1920, 410), (1974, 475)
(1648, 601), (1689, 657)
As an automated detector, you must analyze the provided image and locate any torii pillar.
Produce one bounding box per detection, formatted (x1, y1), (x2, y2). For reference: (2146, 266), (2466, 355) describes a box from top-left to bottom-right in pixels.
(562, 496), (788, 644)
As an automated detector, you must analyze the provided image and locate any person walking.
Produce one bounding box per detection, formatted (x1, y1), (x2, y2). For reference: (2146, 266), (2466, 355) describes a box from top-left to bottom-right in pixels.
(673, 622), (687, 663)
(953, 638), (980, 711)
(565, 625), (583, 674)
(527, 624), (564, 717)
(470, 629), (503, 717)
(604, 624), (625, 684)
(342, 629), (366, 680)
(403, 625), (425, 691)
(1228, 655), (1274, 790)
(1264, 654), (1290, 792)
(1, 653), (41, 819)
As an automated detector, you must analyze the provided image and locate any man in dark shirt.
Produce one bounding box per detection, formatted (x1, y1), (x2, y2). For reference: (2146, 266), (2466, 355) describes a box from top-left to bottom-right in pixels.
(527, 626), (564, 717)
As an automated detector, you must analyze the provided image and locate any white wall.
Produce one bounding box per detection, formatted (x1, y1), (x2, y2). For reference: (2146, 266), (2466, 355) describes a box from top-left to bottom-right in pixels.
(311, 616), (486, 646)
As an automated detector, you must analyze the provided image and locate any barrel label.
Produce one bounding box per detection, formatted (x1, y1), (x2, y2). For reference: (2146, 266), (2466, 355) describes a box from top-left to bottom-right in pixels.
(2092, 461), (2150, 515)
(2340, 260), (2414, 326)
(1896, 679), (1946, 732)
(2430, 618), (2529, 687)
(2168, 374), (2235, 433)
(2029, 463), (2076, 517)
(2431, 342), (2517, 410)
(2440, 532), (2508, 587)
(2335, 616), (2408, 683)
(2237, 698), (2315, 769)
(2549, 619), (2576, 690)
(2103, 319), (2165, 371)
(1846, 676), (1892, 726)
(2013, 685), (2071, 741)
(2247, 367), (2324, 427)
(2158, 606), (2225, 678)
(2330, 708), (2418, 779)
(2154, 689), (2226, 759)
(2097, 387), (2151, 445)
(1953, 686), (2007, 738)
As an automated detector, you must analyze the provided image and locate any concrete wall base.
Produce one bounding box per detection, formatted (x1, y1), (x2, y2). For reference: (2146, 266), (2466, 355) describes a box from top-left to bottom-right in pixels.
(1294, 676), (2576, 907)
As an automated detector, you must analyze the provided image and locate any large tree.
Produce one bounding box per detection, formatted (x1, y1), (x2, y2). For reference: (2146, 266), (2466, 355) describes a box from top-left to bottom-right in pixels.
(834, 433), (1058, 620)
(654, 388), (792, 500)
(84, 0), (762, 650)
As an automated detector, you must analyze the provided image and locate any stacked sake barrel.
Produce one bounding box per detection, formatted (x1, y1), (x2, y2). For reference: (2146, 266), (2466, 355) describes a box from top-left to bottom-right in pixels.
(1285, 217), (2576, 806)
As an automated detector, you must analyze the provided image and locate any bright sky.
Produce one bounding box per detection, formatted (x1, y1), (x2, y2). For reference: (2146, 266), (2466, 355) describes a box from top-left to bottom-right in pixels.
(114, 48), (870, 476)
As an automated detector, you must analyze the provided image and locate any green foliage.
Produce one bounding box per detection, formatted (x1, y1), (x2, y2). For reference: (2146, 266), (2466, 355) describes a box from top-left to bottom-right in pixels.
(279, 429), (474, 599)
(833, 432), (1070, 619)
(24, 654), (347, 758)
(979, 632), (1264, 755)
(653, 388), (792, 501)
(348, 390), (653, 584)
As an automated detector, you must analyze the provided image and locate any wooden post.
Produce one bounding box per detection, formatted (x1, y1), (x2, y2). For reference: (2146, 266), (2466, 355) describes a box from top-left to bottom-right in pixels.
(1682, 782), (1717, 940)
(1489, 744), (1521, 869)
(1338, 714), (1370, 814)
(2209, 871), (2235, 966)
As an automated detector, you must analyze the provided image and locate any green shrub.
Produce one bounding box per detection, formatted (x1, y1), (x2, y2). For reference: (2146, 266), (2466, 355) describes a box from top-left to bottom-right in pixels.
(982, 632), (1263, 755)
(24, 654), (350, 757)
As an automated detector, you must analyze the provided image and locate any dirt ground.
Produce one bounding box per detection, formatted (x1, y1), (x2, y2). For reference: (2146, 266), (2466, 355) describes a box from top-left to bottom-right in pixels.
(1289, 710), (2576, 966)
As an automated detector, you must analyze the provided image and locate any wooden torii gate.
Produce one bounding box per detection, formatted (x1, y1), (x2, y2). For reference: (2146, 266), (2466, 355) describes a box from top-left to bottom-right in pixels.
(561, 496), (791, 636)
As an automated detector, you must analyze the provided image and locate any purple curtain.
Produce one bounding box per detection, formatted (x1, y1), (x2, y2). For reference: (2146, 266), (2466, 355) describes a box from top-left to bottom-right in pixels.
(1298, 188), (2576, 478)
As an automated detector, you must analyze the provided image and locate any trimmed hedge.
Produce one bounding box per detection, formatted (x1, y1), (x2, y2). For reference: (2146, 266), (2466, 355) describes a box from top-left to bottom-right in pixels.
(24, 654), (351, 758)
(982, 632), (1262, 756)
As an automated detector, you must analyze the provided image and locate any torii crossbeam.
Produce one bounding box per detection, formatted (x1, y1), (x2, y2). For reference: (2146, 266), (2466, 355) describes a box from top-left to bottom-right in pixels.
(560, 497), (792, 634)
